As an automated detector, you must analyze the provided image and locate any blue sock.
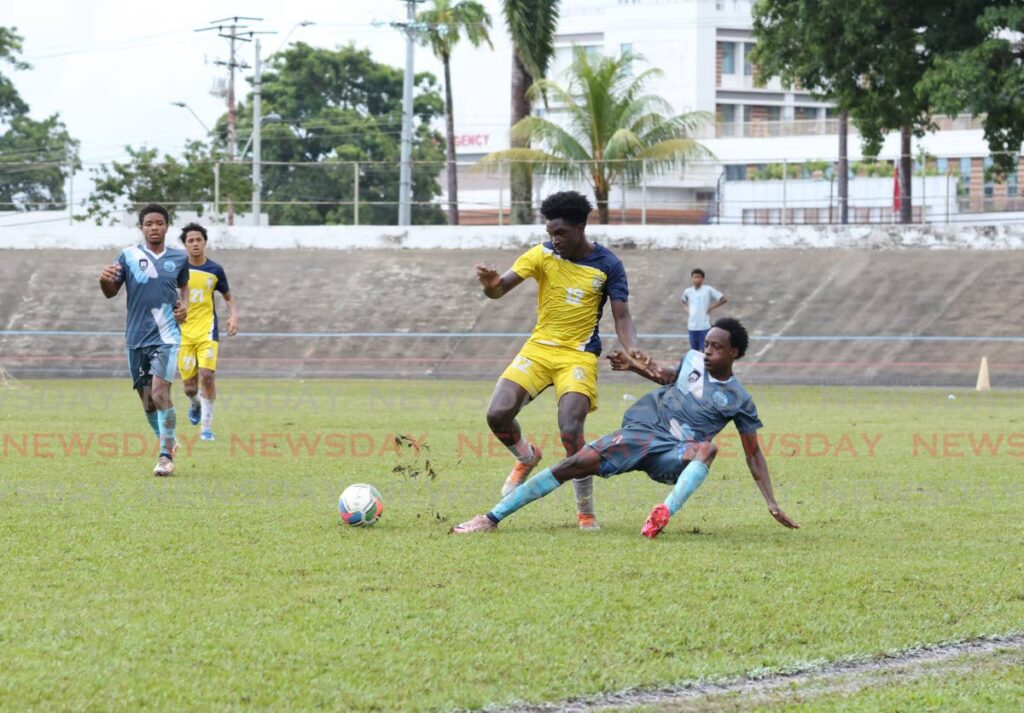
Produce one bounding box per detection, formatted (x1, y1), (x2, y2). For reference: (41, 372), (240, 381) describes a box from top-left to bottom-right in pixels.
(157, 408), (176, 458)
(145, 411), (160, 437)
(664, 461), (709, 516)
(487, 469), (562, 523)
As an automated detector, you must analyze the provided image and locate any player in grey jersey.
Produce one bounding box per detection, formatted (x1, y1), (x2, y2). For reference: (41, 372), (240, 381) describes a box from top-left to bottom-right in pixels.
(452, 318), (799, 537)
(99, 203), (190, 476)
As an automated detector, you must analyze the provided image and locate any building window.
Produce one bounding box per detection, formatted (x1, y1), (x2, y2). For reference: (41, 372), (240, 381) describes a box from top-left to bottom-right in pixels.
(936, 157), (948, 174)
(725, 164), (746, 181)
(959, 157), (971, 195)
(717, 104), (736, 123)
(1009, 170), (1018, 197)
(720, 42), (736, 75)
(984, 156), (994, 198)
(743, 43), (755, 77)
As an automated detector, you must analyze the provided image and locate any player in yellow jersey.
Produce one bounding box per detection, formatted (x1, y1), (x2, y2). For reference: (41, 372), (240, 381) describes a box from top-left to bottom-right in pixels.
(475, 192), (649, 530)
(178, 223), (239, 441)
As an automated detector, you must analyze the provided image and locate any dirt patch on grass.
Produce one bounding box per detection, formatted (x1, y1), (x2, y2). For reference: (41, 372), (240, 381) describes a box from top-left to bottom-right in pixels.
(499, 632), (1024, 712)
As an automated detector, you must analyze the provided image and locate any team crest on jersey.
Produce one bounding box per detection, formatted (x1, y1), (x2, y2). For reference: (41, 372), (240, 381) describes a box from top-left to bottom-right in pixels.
(592, 276), (604, 290)
(139, 258), (149, 270)
(206, 277), (215, 290)
(713, 391), (730, 408)
(164, 261), (176, 272)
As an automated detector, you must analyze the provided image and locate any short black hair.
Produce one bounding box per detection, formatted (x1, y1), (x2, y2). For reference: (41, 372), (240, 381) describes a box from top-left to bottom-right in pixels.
(713, 317), (749, 359)
(540, 191), (593, 226)
(179, 222), (208, 243)
(691, 268), (705, 278)
(138, 203), (169, 225)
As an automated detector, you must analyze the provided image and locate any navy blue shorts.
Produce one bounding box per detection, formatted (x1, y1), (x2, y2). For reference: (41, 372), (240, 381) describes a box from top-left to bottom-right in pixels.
(127, 344), (179, 390)
(587, 428), (692, 485)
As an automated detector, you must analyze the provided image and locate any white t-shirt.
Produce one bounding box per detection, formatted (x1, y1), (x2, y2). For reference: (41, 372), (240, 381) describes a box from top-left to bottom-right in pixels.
(682, 284), (723, 330)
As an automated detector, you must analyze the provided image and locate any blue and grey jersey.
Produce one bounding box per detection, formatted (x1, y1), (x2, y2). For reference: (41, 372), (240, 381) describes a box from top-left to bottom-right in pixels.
(623, 349), (763, 442)
(113, 244), (190, 349)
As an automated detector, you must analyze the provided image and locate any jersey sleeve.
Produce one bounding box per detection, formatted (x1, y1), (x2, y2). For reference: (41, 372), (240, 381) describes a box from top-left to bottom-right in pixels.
(214, 264), (230, 294)
(709, 286), (723, 301)
(510, 245), (542, 280)
(114, 251), (127, 285)
(177, 260), (190, 288)
(681, 287), (690, 304)
(733, 395), (764, 434)
(605, 259), (629, 302)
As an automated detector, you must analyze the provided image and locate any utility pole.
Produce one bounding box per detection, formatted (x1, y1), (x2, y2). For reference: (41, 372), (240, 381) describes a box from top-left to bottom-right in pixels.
(252, 38), (263, 226)
(197, 16), (262, 225)
(391, 1), (426, 226)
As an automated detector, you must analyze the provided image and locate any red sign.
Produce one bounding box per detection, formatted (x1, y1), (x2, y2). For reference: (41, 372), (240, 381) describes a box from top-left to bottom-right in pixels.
(455, 134), (490, 148)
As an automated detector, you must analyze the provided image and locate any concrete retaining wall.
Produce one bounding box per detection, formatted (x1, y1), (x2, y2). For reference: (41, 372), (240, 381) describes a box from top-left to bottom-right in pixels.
(3, 223), (1024, 251)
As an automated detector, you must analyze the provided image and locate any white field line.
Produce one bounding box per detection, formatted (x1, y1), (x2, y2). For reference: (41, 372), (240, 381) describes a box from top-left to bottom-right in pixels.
(491, 631), (1024, 712)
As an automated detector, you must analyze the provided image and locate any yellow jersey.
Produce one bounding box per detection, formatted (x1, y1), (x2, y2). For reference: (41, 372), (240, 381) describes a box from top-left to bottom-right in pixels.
(181, 259), (230, 344)
(510, 242), (628, 354)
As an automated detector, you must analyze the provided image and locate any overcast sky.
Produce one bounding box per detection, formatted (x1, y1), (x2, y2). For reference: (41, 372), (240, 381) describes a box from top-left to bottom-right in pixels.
(7, 0), (510, 183)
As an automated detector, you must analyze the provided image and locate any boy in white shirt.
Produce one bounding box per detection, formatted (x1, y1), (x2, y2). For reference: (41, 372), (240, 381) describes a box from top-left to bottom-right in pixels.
(681, 268), (727, 351)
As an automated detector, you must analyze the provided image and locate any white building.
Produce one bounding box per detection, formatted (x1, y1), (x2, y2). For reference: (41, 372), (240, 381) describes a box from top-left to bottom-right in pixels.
(445, 0), (1019, 224)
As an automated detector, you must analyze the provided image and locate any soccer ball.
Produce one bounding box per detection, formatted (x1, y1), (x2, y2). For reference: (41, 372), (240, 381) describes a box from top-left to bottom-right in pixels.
(338, 483), (384, 527)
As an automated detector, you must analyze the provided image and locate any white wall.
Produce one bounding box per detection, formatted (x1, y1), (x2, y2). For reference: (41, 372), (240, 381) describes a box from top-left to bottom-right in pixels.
(3, 223), (1024, 251)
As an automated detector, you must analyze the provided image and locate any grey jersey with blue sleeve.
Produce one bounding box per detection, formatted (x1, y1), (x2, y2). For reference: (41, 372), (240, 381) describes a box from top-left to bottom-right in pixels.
(622, 349), (763, 441)
(113, 244), (190, 349)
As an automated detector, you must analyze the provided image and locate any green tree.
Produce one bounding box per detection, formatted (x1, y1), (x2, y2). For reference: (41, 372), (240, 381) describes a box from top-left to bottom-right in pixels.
(418, 0), (493, 226)
(481, 49), (710, 224)
(503, 0), (560, 223)
(228, 43), (446, 225)
(752, 0), (934, 223)
(0, 27), (79, 212)
(82, 141), (250, 224)
(920, 4), (1024, 176)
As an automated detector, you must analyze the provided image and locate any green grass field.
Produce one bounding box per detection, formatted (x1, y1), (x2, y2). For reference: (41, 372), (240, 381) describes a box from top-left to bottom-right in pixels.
(1, 379), (1022, 711)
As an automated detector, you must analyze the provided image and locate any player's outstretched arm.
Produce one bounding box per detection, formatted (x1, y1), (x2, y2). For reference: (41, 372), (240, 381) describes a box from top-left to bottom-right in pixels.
(740, 431), (799, 529)
(99, 264), (123, 298)
(475, 264), (524, 299)
(609, 299), (652, 371)
(606, 350), (676, 384)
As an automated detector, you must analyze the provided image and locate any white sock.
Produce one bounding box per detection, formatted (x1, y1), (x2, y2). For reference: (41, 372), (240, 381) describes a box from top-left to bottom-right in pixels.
(200, 396), (215, 431)
(573, 476), (595, 516)
(507, 438), (534, 464)
(190, 393), (200, 409)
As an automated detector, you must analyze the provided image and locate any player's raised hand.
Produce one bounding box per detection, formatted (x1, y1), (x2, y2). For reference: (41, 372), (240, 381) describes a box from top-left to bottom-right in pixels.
(768, 504), (800, 529)
(99, 263), (122, 283)
(173, 300), (188, 324)
(475, 263), (502, 290)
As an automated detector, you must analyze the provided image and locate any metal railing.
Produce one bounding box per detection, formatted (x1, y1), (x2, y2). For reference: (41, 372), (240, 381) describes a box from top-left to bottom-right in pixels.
(2, 150), (1020, 227)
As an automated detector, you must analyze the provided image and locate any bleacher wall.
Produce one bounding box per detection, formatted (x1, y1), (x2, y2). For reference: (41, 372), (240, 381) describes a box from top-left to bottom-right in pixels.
(1, 224), (1022, 387)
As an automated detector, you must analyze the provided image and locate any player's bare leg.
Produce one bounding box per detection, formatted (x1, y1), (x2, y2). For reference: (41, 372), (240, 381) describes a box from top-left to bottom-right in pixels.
(183, 374), (201, 425)
(197, 367), (217, 440)
(485, 378), (542, 495)
(642, 441), (719, 539)
(557, 392), (598, 530)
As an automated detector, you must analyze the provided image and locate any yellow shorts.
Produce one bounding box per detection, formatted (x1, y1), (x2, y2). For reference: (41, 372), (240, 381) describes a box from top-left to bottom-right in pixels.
(500, 341), (599, 412)
(178, 340), (219, 380)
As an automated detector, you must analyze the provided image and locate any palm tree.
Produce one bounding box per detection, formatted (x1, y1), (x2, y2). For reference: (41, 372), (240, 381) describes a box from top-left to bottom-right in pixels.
(419, 0), (493, 225)
(482, 48), (712, 224)
(503, 0), (560, 224)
